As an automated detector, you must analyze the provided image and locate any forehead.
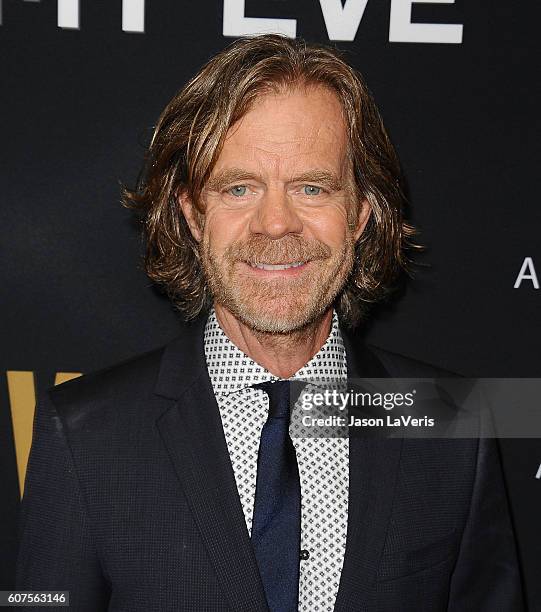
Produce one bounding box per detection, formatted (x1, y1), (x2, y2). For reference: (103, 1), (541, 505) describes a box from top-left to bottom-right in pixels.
(213, 85), (349, 176)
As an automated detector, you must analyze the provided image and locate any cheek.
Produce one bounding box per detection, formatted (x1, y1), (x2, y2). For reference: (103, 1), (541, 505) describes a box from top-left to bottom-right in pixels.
(300, 208), (350, 248)
(203, 209), (250, 252)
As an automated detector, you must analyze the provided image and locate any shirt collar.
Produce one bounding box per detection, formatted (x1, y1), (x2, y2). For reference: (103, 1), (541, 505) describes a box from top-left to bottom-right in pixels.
(204, 308), (347, 396)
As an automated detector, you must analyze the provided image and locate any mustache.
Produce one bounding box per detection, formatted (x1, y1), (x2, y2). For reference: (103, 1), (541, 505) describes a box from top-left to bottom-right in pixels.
(224, 234), (331, 265)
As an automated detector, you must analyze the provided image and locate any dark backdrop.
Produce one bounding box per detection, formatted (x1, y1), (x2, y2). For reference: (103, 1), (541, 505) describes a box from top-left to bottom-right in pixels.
(1, 1), (540, 608)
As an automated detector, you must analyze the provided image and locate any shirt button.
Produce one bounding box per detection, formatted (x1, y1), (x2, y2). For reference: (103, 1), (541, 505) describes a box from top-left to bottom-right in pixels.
(300, 549), (310, 560)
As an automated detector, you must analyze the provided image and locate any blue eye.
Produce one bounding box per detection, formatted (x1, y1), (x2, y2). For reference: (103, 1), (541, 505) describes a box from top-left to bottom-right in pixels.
(303, 185), (321, 196)
(229, 185), (247, 197)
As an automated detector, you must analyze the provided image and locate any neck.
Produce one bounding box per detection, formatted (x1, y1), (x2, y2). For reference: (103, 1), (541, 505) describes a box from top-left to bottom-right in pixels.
(213, 304), (334, 378)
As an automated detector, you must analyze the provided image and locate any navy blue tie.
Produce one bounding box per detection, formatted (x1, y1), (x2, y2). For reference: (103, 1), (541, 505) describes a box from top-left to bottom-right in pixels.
(251, 380), (301, 612)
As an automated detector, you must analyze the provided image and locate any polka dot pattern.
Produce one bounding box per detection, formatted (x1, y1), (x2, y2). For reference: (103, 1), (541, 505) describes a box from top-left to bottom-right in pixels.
(205, 309), (348, 611)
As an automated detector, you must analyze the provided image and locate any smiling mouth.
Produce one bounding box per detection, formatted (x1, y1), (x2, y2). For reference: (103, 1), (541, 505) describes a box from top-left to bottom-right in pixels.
(248, 262), (306, 271)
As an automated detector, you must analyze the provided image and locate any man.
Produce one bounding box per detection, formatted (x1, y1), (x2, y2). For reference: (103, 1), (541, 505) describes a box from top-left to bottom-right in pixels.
(16, 35), (524, 611)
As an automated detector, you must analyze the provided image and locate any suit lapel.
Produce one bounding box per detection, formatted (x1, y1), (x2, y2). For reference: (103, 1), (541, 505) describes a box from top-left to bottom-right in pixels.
(334, 329), (404, 610)
(154, 317), (269, 612)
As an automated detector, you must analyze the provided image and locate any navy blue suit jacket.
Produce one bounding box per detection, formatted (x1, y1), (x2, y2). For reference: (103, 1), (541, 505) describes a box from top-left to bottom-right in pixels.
(16, 316), (525, 611)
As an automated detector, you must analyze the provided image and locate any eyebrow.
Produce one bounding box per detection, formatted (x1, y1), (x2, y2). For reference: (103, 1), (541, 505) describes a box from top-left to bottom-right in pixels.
(290, 171), (343, 191)
(205, 168), (261, 192)
(205, 167), (344, 192)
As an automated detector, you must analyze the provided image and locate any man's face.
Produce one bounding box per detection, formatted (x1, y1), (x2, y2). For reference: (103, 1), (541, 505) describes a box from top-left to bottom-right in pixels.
(182, 85), (370, 333)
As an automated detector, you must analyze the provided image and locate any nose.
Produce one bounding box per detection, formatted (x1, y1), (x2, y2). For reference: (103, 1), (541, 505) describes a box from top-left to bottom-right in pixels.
(249, 187), (303, 239)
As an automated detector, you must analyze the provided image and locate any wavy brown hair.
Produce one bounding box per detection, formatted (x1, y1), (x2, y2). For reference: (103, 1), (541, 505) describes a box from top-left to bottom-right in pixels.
(123, 34), (419, 327)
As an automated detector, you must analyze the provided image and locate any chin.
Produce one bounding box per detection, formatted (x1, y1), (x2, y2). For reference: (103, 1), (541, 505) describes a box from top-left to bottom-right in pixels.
(238, 314), (312, 335)
(230, 297), (328, 335)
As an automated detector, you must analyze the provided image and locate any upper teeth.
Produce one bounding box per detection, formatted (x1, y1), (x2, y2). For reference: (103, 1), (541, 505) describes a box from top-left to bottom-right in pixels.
(250, 262), (304, 271)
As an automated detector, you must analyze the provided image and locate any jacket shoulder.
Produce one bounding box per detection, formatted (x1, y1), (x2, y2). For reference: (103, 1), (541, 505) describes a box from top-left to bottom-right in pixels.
(47, 344), (168, 429)
(367, 345), (461, 379)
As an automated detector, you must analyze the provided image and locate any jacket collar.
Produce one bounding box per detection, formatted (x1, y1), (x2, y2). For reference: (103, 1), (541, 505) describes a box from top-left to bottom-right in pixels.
(340, 322), (390, 380)
(154, 314), (208, 400)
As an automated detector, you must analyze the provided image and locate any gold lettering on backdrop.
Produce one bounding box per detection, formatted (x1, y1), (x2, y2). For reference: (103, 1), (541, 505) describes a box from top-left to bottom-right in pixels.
(54, 372), (81, 386)
(7, 371), (81, 497)
(6, 372), (35, 497)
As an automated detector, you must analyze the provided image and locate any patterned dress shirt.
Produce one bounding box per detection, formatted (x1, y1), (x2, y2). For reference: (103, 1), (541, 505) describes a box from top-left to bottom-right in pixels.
(204, 308), (349, 611)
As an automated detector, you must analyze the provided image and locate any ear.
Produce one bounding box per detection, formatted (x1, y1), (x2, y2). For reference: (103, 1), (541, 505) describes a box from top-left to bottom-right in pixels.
(177, 190), (202, 242)
(352, 198), (371, 241)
